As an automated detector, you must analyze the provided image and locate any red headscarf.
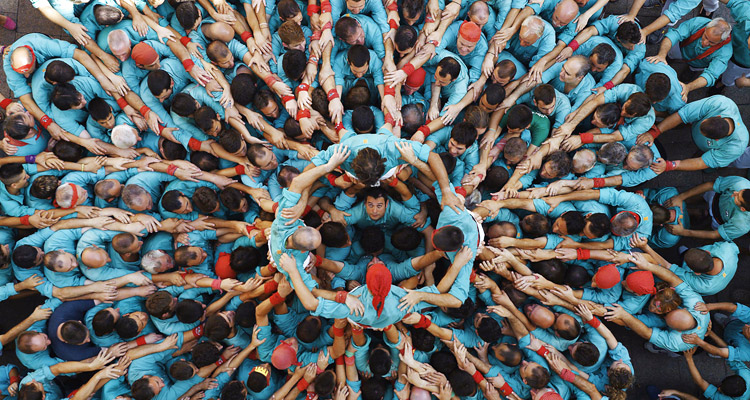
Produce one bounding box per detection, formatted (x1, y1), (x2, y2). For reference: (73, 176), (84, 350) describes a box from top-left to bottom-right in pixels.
(366, 263), (392, 317)
(625, 271), (656, 295)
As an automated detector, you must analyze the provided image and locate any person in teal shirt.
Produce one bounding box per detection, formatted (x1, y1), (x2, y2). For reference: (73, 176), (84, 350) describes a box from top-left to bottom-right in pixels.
(506, 16), (556, 67)
(3, 34), (78, 99)
(330, 0), (388, 32)
(634, 61), (686, 115)
(590, 16), (646, 76)
(643, 187), (689, 249)
(517, 84), (572, 129)
(540, 56), (597, 110)
(720, 0), (750, 88)
(670, 241), (739, 296)
(333, 46), (384, 100)
(423, 50), (470, 111)
(437, 21), (490, 82)
(333, 13), (386, 59)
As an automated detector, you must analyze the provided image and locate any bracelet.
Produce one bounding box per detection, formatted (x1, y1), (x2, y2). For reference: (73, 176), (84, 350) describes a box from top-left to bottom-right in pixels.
(322, 21), (332, 30)
(81, 163), (86, 172)
(344, 355), (355, 365)
(604, 81), (615, 90)
(215, 355), (227, 366)
(25, 155), (36, 164)
(308, 56), (319, 65)
(297, 83), (310, 93)
(180, 36), (192, 45)
(335, 290), (348, 303)
(167, 164), (178, 176)
(426, 39), (439, 47)
(139, 105), (151, 117)
(297, 378), (310, 391)
(472, 370), (484, 384)
(235, 164), (245, 175)
(296, 109), (311, 120)
(307, 4), (320, 15)
(388, 18), (398, 29)
(314, 254), (323, 267)
(9, 375), (20, 384)
(272, 202), (279, 213)
(192, 324), (205, 338)
(535, 347), (549, 357)
(0, 98), (12, 109)
(499, 382), (513, 396)
(402, 63), (415, 76)
(264, 280), (279, 294)
(332, 325), (345, 336)
(281, 95), (295, 104)
(40, 115), (53, 129)
(386, 2), (398, 10)
(592, 177), (606, 188)
(136, 336), (148, 346)
(302, 205), (312, 216)
(335, 356), (344, 365)
(211, 279), (222, 290)
(316, 208), (325, 218)
(19, 215), (31, 226)
(188, 138), (202, 151)
(384, 113), (395, 126)
(259, 23), (268, 28)
(576, 248), (590, 260)
(414, 314), (432, 329)
(568, 39), (580, 51)
(158, 124), (166, 135)
(320, 0), (331, 11)
(270, 292), (286, 306)
(310, 30), (322, 41)
(579, 132), (594, 144)
(388, 177), (400, 187)
(383, 86), (396, 96)
(335, 122), (345, 133)
(266, 263), (277, 274)
(240, 31), (253, 42)
(116, 97), (129, 109)
(262, 75), (279, 87)
(664, 160), (677, 171)
(182, 59), (195, 72)
(417, 124), (431, 137)
(455, 186), (467, 197)
(327, 89), (339, 100)
(649, 125), (662, 139)
(560, 368), (576, 382)
(586, 317), (601, 328)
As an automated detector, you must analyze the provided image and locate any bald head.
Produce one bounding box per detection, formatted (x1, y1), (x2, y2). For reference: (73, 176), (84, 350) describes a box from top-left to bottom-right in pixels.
(526, 304), (555, 329)
(665, 309), (697, 331)
(81, 247), (109, 269)
(108, 30), (132, 62)
(552, 0), (579, 27)
(410, 388), (432, 400)
(290, 227), (322, 251)
(520, 16), (544, 43)
(468, 1), (489, 25)
(205, 22), (235, 43)
(10, 47), (35, 76)
(572, 149), (596, 174)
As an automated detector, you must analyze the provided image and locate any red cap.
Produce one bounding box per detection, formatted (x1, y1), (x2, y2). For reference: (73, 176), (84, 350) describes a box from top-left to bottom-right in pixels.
(131, 43), (158, 65)
(405, 67), (426, 89)
(593, 264), (621, 289)
(539, 392), (564, 400)
(271, 341), (299, 369)
(625, 270), (656, 295)
(459, 21), (482, 42)
(214, 252), (235, 279)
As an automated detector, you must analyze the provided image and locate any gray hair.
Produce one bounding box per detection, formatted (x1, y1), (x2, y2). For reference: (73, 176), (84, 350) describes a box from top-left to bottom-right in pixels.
(521, 16), (545, 38)
(142, 249), (169, 274)
(628, 144), (654, 169)
(706, 18), (731, 41)
(597, 142), (628, 165)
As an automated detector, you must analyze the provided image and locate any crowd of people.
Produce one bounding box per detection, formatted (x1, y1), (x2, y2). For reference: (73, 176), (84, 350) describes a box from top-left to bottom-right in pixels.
(0, 0), (749, 397)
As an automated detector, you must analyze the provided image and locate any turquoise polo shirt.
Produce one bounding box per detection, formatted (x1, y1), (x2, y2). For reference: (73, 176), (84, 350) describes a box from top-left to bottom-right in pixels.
(712, 176), (750, 240)
(677, 95), (749, 168)
(671, 241), (739, 295)
(649, 282), (709, 352)
(424, 49), (470, 107)
(603, 84), (655, 145)
(3, 34), (77, 97)
(269, 189), (318, 290)
(438, 21), (490, 81)
(665, 17), (732, 86)
(727, 0), (750, 68)
(518, 86), (572, 128)
(506, 19), (556, 67)
(574, 36), (623, 88)
(542, 61), (597, 110)
(635, 61), (686, 114)
(593, 15), (645, 73)
(643, 187), (688, 249)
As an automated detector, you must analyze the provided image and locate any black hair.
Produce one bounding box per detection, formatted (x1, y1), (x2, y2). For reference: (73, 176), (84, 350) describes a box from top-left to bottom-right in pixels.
(360, 225), (386, 255)
(175, 299), (203, 323)
(88, 97), (113, 121)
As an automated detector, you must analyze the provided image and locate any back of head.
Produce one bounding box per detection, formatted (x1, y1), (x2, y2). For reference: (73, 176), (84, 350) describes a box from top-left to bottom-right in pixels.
(720, 375), (747, 398)
(360, 225), (386, 254)
(616, 21), (642, 45)
(448, 369), (477, 397)
(192, 340), (222, 367)
(684, 248), (712, 273)
(645, 72), (670, 103)
(176, 299), (204, 323)
(665, 308), (696, 331)
(230, 73), (256, 106)
(624, 92), (652, 117)
(591, 42), (616, 66)
(45, 60), (76, 84)
(432, 226), (464, 252)
(282, 49), (307, 81)
(597, 142), (628, 165)
(361, 377), (390, 400)
(60, 320), (88, 345)
(352, 105), (375, 133)
(520, 213), (549, 237)
(391, 226), (422, 251)
(351, 147), (385, 185)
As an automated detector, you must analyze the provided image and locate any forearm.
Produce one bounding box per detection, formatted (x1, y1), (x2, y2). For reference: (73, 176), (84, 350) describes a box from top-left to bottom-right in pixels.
(0, 315), (39, 346)
(421, 292), (462, 309)
(685, 358), (709, 391)
(671, 157), (708, 171)
(642, 15), (670, 36)
(621, 313), (652, 340)
(680, 229), (722, 240)
(697, 340), (729, 358)
(657, 38), (673, 57)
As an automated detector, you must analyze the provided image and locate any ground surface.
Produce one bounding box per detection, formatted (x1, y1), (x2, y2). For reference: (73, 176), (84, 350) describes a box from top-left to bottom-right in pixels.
(0, 0), (749, 398)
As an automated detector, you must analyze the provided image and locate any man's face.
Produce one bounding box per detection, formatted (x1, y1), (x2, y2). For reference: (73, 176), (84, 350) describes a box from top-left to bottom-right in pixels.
(433, 67), (454, 87)
(365, 196), (387, 220)
(55, 252), (79, 272)
(589, 53), (609, 73)
(618, 39), (636, 51)
(260, 101), (280, 119)
(539, 161), (556, 180)
(205, 118), (221, 136)
(479, 94), (496, 113)
(187, 246), (208, 265)
(591, 110), (607, 128)
(519, 26), (540, 47)
(349, 62), (369, 78)
(147, 376), (165, 395)
(456, 36), (477, 56)
(733, 190), (746, 210)
(176, 195), (193, 213)
(286, 39), (306, 52)
(255, 148), (278, 170)
(346, 0), (365, 13)
(97, 112), (116, 130)
(139, 59), (161, 71)
(551, 4), (575, 28)
(348, 26), (365, 45)
(213, 52), (235, 69)
(535, 98), (556, 116)
(448, 138), (467, 157)
(492, 67), (511, 86)
(125, 311), (150, 332)
(552, 217), (567, 235)
(219, 310), (235, 326)
(156, 82), (174, 102)
(559, 61), (578, 83)
(519, 360), (542, 382)
(701, 26), (725, 48)
(72, 94), (87, 110)
(112, 44), (132, 62)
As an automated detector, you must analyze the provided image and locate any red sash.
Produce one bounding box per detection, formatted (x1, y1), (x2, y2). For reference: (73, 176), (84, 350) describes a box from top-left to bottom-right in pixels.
(680, 27), (731, 63)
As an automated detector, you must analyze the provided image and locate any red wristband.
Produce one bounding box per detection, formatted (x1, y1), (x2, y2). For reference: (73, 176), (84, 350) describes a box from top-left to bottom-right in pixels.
(586, 317), (601, 328)
(167, 164), (178, 176)
(262, 75), (278, 87)
(536, 347), (549, 357)
(140, 105), (151, 117)
(664, 160), (677, 171)
(270, 292), (286, 305)
(297, 83), (310, 93)
(188, 138), (202, 151)
(649, 125), (662, 139)
(136, 336), (147, 346)
(499, 382), (513, 396)
(384, 113), (395, 126)
(307, 4), (320, 15)
(296, 109), (311, 120)
(235, 164), (245, 175)
(0, 98), (12, 109)
(579, 132), (594, 144)
(388, 19), (398, 29)
(320, 0), (331, 11)
(281, 95), (295, 104)
(241, 31), (253, 42)
(40, 115), (53, 129)
(335, 290), (347, 303)
(560, 368), (576, 382)
(9, 375), (20, 384)
(352, 325), (363, 335)
(568, 39), (580, 51)
(264, 280), (279, 294)
(417, 125), (431, 137)
(388, 177), (400, 187)
(272, 202), (279, 213)
(455, 186), (467, 197)
(158, 124), (166, 135)
(345, 355), (355, 365)
(402, 63), (415, 76)
(414, 314), (432, 329)
(383, 86), (396, 96)
(20, 215), (31, 226)
(322, 21), (332, 30)
(386, 1), (398, 10)
(116, 97), (129, 109)
(335, 122), (345, 133)
(302, 205), (312, 216)
(267, 262), (277, 274)
(297, 378), (310, 391)
(327, 89), (339, 100)
(472, 370), (484, 384)
(215, 355), (227, 366)
(211, 279), (222, 290)
(576, 248), (591, 260)
(335, 356), (344, 365)
(593, 177), (606, 188)
(317, 208), (325, 218)
(314, 254), (323, 267)
(332, 325), (345, 336)
(604, 81), (615, 90)
(182, 59), (195, 72)
(192, 324), (205, 338)
(180, 36), (192, 45)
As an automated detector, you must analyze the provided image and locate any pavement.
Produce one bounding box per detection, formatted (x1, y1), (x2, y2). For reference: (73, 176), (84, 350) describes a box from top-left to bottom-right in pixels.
(1, 0), (749, 399)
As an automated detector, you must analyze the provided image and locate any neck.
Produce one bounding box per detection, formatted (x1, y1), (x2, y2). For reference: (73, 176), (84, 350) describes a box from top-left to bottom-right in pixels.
(668, 209), (677, 223)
